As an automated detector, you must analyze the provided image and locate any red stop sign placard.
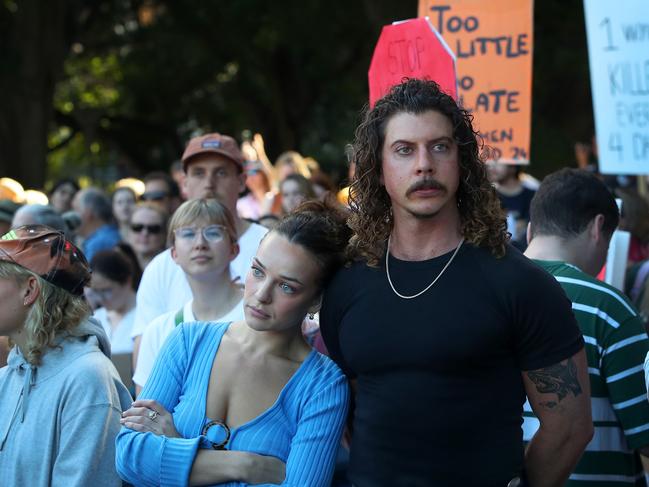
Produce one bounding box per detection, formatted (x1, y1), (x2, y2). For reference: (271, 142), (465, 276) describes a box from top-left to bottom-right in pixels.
(368, 17), (457, 108)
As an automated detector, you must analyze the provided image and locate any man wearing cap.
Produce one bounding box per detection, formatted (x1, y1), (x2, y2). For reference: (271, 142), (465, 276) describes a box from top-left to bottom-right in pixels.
(131, 133), (267, 365)
(0, 225), (132, 486)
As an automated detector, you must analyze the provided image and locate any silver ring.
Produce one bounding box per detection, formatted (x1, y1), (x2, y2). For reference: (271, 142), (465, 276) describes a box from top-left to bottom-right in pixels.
(148, 409), (158, 421)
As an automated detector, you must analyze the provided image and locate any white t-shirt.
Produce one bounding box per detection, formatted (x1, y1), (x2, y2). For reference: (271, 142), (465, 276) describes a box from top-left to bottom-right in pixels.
(93, 307), (135, 355)
(131, 222), (267, 338)
(132, 298), (245, 387)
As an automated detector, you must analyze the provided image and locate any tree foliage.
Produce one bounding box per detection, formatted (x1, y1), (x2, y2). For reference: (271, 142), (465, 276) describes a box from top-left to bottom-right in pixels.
(1, 0), (594, 189)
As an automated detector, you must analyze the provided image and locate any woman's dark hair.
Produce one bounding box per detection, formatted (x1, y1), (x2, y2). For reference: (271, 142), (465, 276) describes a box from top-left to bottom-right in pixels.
(90, 243), (142, 290)
(49, 178), (80, 196)
(274, 199), (351, 288)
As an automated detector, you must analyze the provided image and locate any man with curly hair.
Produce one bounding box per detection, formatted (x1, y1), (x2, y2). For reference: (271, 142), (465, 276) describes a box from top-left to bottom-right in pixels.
(320, 79), (593, 486)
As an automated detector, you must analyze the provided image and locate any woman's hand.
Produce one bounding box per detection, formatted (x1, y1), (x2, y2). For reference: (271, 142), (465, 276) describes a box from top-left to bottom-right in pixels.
(241, 452), (286, 485)
(120, 399), (181, 438)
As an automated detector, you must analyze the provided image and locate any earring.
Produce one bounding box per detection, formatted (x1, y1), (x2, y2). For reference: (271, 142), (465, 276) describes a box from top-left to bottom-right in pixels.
(308, 312), (315, 320)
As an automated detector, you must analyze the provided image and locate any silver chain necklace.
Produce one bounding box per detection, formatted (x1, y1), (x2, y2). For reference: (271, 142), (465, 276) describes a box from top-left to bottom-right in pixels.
(385, 236), (465, 300)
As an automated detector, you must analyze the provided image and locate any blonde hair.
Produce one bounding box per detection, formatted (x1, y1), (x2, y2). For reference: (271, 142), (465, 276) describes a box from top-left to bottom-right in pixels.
(275, 151), (312, 179)
(131, 201), (169, 227)
(168, 198), (237, 246)
(0, 262), (91, 366)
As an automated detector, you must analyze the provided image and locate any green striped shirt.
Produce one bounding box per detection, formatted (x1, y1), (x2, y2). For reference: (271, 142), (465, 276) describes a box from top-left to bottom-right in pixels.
(523, 260), (649, 486)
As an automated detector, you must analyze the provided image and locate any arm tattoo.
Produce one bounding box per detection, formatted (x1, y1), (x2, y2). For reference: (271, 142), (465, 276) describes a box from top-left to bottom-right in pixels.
(527, 358), (582, 409)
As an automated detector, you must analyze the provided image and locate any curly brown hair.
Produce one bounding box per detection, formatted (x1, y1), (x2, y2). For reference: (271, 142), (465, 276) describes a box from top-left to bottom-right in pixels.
(0, 262), (91, 366)
(347, 78), (507, 266)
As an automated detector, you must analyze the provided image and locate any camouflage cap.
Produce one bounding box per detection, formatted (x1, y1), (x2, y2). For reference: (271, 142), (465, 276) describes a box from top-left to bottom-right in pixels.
(0, 225), (91, 295)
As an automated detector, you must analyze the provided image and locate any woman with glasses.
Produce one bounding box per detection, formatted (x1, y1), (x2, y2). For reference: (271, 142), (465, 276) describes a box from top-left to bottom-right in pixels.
(89, 245), (141, 355)
(127, 202), (169, 270)
(132, 198), (244, 395)
(116, 201), (350, 486)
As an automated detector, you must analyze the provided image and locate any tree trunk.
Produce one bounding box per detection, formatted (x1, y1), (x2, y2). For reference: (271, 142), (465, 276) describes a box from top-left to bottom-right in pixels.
(0, 0), (69, 190)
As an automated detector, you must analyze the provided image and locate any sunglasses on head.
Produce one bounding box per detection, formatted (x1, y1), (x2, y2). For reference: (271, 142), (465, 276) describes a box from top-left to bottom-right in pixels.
(130, 223), (163, 234)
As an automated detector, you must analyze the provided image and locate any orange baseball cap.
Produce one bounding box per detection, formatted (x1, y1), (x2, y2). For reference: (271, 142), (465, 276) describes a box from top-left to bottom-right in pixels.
(181, 133), (244, 172)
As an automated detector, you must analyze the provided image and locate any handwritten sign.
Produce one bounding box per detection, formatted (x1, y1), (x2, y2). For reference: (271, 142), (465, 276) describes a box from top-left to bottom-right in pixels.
(369, 17), (457, 108)
(584, 0), (649, 175)
(418, 0), (533, 164)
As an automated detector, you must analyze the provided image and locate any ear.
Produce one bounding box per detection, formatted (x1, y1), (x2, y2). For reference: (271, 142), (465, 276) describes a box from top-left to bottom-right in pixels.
(182, 173), (190, 195)
(22, 276), (40, 306)
(170, 245), (178, 262)
(590, 214), (606, 243)
(526, 221), (532, 245)
(308, 293), (323, 316)
(230, 242), (240, 262)
(237, 171), (247, 194)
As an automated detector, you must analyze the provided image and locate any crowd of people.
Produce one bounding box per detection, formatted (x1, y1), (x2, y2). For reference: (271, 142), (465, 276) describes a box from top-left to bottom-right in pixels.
(1, 78), (649, 486)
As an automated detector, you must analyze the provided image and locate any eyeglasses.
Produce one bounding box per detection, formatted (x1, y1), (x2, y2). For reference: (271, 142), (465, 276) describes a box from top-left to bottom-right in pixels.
(174, 225), (227, 243)
(130, 223), (163, 234)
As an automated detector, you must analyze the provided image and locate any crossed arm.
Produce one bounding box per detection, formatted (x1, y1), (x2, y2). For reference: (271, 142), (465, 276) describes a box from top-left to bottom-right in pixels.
(523, 348), (594, 487)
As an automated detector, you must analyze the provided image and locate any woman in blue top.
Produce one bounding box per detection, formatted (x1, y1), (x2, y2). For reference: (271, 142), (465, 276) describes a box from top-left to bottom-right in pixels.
(115, 200), (351, 486)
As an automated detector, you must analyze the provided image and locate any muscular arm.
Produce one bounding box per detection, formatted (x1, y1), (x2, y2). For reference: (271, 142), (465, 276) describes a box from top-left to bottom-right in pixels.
(524, 349), (593, 487)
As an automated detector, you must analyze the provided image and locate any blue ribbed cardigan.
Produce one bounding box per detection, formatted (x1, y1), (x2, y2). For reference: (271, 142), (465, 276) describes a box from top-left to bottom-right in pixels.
(115, 322), (349, 486)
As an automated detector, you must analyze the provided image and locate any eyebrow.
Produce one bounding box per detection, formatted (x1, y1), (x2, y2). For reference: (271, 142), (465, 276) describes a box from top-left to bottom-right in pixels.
(390, 136), (454, 147)
(253, 258), (304, 285)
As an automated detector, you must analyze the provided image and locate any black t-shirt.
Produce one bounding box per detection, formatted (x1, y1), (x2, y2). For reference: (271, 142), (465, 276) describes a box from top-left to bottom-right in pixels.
(498, 186), (535, 222)
(320, 243), (583, 487)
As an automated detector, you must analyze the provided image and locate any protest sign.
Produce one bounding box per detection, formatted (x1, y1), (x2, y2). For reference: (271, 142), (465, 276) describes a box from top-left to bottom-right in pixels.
(368, 17), (457, 108)
(584, 0), (649, 175)
(418, 0), (533, 164)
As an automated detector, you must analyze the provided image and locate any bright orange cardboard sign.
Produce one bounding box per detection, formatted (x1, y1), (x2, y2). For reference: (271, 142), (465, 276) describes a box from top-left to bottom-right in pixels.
(418, 0), (534, 164)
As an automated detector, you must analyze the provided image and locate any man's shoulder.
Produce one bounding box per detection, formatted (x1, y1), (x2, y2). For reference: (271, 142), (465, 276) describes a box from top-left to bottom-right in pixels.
(141, 248), (180, 278)
(144, 308), (178, 336)
(95, 224), (120, 240)
(330, 259), (382, 285)
(147, 247), (173, 266)
(465, 243), (545, 278)
(240, 222), (268, 246)
(537, 260), (639, 320)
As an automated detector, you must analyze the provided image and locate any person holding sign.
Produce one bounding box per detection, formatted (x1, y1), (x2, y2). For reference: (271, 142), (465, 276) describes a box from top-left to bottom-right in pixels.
(320, 79), (593, 486)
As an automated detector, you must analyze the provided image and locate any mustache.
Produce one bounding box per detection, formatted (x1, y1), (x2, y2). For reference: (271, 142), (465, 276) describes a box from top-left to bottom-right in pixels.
(406, 178), (447, 196)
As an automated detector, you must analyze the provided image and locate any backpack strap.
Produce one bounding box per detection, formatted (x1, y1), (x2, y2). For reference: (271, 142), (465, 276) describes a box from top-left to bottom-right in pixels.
(174, 307), (185, 327)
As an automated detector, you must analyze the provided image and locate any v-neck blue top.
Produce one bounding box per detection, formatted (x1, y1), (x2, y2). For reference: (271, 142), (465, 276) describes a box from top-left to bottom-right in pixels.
(115, 322), (349, 486)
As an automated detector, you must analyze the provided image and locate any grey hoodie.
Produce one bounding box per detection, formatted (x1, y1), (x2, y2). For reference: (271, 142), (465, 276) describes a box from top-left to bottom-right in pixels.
(0, 317), (132, 486)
